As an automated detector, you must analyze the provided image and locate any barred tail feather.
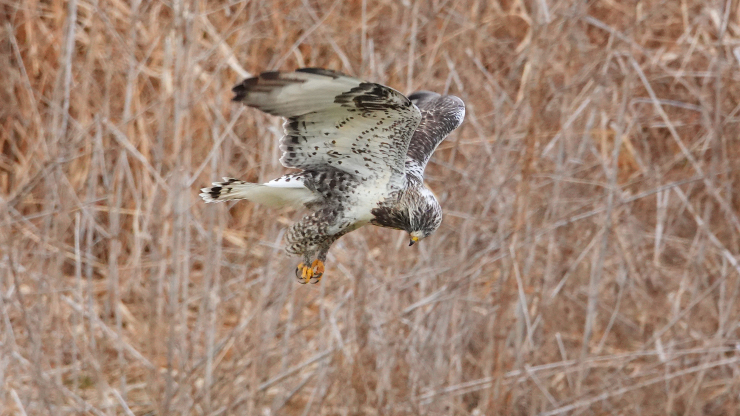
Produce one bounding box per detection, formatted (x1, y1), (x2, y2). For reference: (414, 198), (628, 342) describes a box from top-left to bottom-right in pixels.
(200, 177), (316, 208)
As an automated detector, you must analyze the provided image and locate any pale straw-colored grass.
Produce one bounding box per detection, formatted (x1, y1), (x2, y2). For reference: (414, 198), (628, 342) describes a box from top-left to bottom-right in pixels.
(2, 0), (740, 414)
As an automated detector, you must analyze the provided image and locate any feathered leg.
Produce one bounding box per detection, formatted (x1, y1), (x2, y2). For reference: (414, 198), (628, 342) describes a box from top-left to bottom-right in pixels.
(288, 208), (341, 284)
(294, 240), (334, 284)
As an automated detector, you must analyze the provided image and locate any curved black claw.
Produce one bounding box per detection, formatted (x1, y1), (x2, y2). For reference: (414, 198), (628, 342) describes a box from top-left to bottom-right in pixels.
(310, 273), (323, 284)
(295, 263), (311, 284)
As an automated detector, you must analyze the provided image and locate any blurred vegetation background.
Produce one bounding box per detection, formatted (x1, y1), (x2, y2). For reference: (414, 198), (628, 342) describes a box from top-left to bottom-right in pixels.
(3, 0), (740, 414)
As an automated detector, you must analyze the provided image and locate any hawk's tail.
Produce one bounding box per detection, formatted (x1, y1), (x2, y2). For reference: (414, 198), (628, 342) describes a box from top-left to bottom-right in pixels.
(200, 177), (316, 208)
(200, 178), (254, 203)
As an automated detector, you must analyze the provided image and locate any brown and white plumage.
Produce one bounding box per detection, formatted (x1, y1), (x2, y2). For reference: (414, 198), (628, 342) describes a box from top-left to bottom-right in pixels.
(200, 68), (465, 283)
(405, 91), (466, 178)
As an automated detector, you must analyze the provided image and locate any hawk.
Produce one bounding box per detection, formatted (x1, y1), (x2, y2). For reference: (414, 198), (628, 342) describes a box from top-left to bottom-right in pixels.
(200, 68), (465, 283)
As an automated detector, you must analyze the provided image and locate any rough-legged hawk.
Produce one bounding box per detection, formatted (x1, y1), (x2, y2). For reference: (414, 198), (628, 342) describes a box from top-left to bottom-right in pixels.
(201, 68), (465, 283)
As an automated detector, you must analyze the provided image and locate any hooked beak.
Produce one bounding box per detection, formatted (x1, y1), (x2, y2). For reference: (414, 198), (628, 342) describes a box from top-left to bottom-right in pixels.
(409, 236), (419, 246)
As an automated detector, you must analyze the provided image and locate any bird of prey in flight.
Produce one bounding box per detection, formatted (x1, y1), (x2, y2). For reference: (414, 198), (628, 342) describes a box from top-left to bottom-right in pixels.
(201, 68), (465, 284)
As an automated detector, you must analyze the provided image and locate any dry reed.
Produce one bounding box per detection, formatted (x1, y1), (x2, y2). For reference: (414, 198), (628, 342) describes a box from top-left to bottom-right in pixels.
(2, 0), (740, 414)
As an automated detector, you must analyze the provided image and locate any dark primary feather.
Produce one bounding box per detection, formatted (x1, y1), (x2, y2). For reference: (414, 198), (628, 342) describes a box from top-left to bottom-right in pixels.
(294, 67), (346, 78)
(405, 91), (465, 175)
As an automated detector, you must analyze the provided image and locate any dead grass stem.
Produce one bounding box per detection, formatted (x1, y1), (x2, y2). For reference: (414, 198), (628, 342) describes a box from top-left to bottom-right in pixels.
(3, 0), (740, 414)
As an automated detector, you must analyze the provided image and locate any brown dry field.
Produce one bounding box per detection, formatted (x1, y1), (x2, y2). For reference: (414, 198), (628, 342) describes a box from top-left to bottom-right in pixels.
(3, 0), (740, 415)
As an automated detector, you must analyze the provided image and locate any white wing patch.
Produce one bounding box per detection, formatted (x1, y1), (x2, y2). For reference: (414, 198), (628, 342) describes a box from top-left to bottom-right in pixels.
(232, 69), (422, 189)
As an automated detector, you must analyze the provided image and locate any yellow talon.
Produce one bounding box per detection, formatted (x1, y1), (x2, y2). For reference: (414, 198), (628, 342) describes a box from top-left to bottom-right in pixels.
(295, 263), (313, 284)
(310, 260), (325, 284)
(296, 260), (325, 284)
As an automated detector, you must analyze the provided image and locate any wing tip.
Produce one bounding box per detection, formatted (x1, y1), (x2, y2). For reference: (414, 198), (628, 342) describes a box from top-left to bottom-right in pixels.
(232, 70), (309, 103)
(231, 76), (258, 102)
(447, 95), (466, 111)
(409, 91), (465, 112)
(295, 67), (347, 78)
(408, 90), (440, 105)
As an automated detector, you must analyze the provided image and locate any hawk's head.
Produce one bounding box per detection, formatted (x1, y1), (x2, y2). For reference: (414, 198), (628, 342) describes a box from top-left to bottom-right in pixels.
(407, 187), (442, 246)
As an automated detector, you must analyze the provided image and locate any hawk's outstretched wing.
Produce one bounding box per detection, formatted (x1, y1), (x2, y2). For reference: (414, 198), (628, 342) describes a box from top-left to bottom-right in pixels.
(232, 68), (422, 188)
(405, 91), (465, 176)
